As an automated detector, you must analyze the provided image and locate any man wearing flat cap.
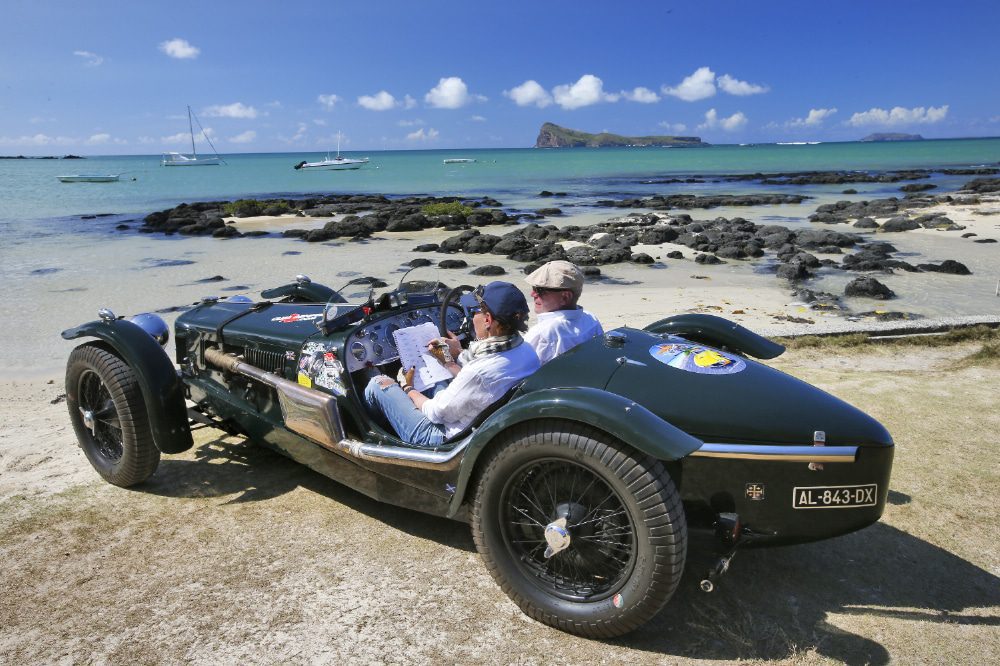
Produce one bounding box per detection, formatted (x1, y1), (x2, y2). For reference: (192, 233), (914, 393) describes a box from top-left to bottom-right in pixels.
(364, 281), (540, 447)
(524, 260), (603, 365)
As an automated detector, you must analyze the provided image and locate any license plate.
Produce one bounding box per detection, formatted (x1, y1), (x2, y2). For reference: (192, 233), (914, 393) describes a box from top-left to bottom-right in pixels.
(793, 484), (877, 509)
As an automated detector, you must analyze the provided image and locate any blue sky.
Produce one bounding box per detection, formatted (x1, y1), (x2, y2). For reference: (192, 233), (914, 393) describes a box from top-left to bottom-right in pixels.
(2, 0), (998, 154)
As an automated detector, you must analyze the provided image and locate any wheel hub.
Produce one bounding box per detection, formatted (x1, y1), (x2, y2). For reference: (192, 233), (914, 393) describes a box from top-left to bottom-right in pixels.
(81, 408), (96, 433)
(544, 518), (570, 558)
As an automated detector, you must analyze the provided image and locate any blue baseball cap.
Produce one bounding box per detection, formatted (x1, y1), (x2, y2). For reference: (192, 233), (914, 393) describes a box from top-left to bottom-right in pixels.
(460, 281), (529, 324)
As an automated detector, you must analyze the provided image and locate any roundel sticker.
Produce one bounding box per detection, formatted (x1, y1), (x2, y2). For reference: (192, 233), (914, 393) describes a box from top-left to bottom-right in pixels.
(649, 340), (746, 375)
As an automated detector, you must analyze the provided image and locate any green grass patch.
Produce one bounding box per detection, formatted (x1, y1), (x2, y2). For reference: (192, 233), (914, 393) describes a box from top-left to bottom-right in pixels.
(778, 325), (1000, 350)
(223, 199), (293, 217)
(421, 201), (473, 217)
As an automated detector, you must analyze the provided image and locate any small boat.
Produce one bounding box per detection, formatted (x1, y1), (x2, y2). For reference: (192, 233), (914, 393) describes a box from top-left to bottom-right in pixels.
(442, 158), (476, 164)
(294, 132), (368, 171)
(58, 174), (121, 183)
(161, 106), (225, 166)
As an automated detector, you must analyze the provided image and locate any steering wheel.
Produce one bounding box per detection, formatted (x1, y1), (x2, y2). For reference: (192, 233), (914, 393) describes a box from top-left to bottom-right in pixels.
(439, 284), (475, 341)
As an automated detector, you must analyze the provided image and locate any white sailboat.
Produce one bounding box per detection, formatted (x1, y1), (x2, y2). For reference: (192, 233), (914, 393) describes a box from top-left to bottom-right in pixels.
(161, 106), (225, 166)
(294, 132), (368, 171)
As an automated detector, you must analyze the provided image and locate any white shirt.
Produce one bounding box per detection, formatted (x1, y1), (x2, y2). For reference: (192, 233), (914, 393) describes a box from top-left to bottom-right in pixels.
(524, 308), (604, 365)
(421, 342), (540, 438)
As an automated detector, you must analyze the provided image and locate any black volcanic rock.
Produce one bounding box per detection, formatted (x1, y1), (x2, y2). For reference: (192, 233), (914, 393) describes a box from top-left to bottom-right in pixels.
(845, 276), (895, 299)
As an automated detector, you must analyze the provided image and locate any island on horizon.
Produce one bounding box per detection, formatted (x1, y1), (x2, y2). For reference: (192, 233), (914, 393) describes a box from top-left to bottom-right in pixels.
(860, 133), (925, 142)
(534, 122), (706, 148)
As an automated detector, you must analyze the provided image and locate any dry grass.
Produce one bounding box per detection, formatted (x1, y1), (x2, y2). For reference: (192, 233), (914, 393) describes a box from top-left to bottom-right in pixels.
(1, 340), (999, 664)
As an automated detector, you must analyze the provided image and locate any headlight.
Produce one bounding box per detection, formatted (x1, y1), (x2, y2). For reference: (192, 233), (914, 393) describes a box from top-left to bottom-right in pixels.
(129, 313), (170, 346)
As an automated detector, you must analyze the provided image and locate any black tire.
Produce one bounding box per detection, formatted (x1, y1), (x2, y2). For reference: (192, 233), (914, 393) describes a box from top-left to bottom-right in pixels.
(471, 421), (687, 638)
(65, 344), (160, 487)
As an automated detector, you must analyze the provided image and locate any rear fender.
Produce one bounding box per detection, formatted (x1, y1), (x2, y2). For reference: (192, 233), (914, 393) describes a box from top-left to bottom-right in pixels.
(643, 313), (785, 359)
(62, 319), (193, 454)
(447, 386), (702, 517)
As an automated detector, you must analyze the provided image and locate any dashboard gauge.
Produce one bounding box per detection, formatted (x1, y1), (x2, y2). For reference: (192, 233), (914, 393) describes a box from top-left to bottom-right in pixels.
(369, 330), (379, 341)
(373, 343), (384, 357)
(385, 323), (400, 348)
(350, 341), (367, 362)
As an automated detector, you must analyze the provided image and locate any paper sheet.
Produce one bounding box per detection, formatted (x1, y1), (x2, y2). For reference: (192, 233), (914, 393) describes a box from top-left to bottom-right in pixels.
(392, 322), (454, 392)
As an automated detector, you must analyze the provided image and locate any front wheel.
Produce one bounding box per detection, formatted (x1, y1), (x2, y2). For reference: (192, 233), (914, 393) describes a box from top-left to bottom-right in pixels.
(471, 422), (687, 638)
(65, 345), (159, 487)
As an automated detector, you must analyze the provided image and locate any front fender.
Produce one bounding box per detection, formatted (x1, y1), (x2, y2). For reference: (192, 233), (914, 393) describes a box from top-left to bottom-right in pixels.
(62, 319), (193, 454)
(447, 386), (702, 517)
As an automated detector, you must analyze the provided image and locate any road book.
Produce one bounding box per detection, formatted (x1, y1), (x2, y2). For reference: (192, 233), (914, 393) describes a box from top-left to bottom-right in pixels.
(392, 322), (454, 392)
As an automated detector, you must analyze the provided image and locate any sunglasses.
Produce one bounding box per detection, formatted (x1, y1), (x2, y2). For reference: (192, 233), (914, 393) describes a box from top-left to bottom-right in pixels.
(472, 285), (490, 316)
(532, 286), (566, 295)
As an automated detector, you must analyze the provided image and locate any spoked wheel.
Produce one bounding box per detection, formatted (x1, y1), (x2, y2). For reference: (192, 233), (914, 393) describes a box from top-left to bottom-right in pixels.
(472, 421), (687, 638)
(65, 344), (159, 487)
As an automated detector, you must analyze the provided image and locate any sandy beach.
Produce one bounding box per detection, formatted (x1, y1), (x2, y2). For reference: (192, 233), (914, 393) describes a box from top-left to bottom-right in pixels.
(2, 186), (999, 663)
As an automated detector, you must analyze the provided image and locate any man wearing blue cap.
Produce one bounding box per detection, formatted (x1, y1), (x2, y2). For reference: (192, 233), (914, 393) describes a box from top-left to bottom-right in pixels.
(364, 281), (540, 447)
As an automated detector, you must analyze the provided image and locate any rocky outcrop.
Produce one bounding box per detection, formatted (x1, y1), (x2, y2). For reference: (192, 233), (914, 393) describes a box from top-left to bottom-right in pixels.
(534, 122), (705, 148)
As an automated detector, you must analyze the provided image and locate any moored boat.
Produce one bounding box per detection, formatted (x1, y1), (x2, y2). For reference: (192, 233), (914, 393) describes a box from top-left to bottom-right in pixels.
(294, 132), (368, 171)
(161, 106), (225, 166)
(57, 174), (121, 183)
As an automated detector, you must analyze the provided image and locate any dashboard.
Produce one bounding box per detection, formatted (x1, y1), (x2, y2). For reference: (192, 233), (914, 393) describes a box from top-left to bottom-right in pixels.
(343, 304), (465, 372)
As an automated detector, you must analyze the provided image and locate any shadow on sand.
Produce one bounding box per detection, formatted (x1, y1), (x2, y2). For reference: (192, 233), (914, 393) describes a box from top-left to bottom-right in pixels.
(142, 433), (998, 663)
(141, 431), (475, 552)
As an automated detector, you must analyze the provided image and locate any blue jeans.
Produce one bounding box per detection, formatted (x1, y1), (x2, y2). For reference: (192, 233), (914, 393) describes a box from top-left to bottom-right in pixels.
(364, 377), (448, 447)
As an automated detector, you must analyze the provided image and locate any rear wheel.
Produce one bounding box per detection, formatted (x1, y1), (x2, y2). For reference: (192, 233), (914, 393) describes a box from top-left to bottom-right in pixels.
(65, 345), (159, 486)
(471, 421), (687, 638)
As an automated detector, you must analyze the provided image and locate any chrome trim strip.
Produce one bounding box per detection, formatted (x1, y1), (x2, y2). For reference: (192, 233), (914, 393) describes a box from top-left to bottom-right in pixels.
(691, 443), (858, 463)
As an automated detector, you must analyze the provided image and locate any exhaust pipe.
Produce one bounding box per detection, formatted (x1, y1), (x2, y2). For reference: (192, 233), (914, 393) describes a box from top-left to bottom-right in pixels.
(203, 348), (469, 470)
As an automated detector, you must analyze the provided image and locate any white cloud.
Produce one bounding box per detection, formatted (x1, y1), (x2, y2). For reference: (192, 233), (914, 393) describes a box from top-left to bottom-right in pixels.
(229, 130), (256, 144)
(162, 132), (192, 145)
(317, 94), (342, 110)
(406, 127), (440, 141)
(504, 80), (553, 108)
(848, 105), (949, 127)
(788, 108), (838, 127)
(718, 74), (769, 96)
(658, 121), (688, 133)
(697, 108), (748, 132)
(85, 133), (110, 145)
(0, 133), (75, 146)
(552, 74), (619, 110)
(991, 115), (1000, 123)
(471, 115), (486, 122)
(425, 77), (484, 109)
(291, 123), (307, 142)
(358, 91), (398, 111)
(73, 50), (104, 67)
(313, 118), (327, 126)
(398, 119), (424, 127)
(403, 95), (417, 109)
(159, 38), (200, 60)
(29, 116), (55, 124)
(623, 87), (660, 104)
(202, 103), (258, 119)
(662, 67), (716, 102)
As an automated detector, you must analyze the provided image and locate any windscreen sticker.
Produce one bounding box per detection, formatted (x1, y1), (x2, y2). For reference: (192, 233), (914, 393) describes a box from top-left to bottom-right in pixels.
(299, 342), (347, 395)
(649, 341), (746, 375)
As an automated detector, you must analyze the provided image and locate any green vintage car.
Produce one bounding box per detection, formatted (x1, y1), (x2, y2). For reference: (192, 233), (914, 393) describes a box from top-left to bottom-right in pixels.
(61, 272), (893, 638)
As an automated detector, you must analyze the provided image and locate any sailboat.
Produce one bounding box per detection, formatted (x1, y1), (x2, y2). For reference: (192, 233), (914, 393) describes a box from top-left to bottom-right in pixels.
(293, 132), (369, 171)
(161, 106), (225, 166)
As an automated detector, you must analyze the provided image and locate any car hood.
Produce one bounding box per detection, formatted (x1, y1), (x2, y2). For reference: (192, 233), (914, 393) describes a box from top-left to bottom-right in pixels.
(524, 327), (892, 447)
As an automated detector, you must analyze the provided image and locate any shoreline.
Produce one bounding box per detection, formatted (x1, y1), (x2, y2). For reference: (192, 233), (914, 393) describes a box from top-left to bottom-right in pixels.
(7, 176), (999, 380)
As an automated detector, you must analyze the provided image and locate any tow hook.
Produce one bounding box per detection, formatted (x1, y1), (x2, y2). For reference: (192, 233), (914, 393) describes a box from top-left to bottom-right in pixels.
(699, 512), (742, 593)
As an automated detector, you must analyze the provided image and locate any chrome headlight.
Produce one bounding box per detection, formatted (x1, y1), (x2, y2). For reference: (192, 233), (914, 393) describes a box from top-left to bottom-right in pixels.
(129, 313), (170, 346)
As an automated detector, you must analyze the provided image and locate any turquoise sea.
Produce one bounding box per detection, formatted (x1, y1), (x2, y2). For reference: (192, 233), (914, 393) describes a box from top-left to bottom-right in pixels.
(2, 138), (999, 227)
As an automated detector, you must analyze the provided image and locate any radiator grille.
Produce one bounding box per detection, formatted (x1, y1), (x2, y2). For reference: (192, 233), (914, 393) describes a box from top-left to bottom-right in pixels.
(242, 347), (285, 373)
